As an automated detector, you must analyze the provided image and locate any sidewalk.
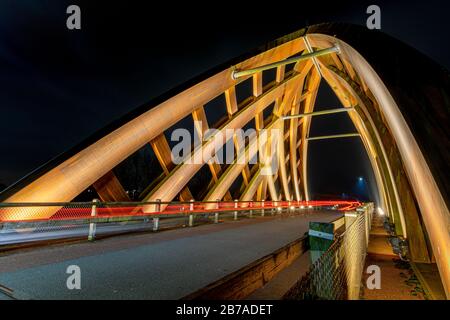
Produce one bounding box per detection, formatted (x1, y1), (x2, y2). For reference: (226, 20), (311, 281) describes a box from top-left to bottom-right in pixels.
(361, 211), (427, 300)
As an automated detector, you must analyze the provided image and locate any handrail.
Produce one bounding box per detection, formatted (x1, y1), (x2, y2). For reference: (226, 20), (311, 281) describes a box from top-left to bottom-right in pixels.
(0, 200), (362, 223)
(0, 199), (360, 207)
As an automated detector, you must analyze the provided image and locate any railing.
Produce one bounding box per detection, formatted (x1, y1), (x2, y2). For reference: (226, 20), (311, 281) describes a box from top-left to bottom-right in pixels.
(284, 203), (374, 300)
(0, 200), (361, 246)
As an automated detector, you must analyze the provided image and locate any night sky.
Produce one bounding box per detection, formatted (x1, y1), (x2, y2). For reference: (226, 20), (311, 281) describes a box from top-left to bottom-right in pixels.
(0, 0), (449, 203)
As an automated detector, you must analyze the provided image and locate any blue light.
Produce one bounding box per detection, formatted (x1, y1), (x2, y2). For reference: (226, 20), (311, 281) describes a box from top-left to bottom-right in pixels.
(358, 177), (364, 181)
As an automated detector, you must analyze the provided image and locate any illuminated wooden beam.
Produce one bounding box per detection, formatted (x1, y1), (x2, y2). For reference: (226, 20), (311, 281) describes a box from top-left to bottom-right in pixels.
(315, 58), (391, 221)
(288, 93), (302, 201)
(92, 171), (129, 202)
(274, 76), (306, 200)
(224, 87), (239, 115)
(232, 46), (339, 79)
(225, 86), (252, 186)
(143, 73), (305, 211)
(273, 65), (286, 114)
(299, 68), (321, 200)
(2, 29), (446, 297)
(319, 60), (405, 235)
(194, 108), (232, 201)
(253, 72), (263, 97)
(256, 177), (267, 201)
(203, 132), (259, 206)
(268, 61), (313, 201)
(240, 169), (264, 202)
(149, 134), (193, 201)
(309, 33), (449, 296)
(1, 37), (308, 220)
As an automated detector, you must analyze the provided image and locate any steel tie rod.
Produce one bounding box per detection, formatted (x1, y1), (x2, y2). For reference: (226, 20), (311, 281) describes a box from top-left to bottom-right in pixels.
(231, 45), (340, 80)
(306, 133), (361, 141)
(282, 107), (354, 120)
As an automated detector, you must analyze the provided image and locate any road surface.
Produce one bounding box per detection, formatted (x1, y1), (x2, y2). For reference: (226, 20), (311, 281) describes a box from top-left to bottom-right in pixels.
(0, 210), (342, 299)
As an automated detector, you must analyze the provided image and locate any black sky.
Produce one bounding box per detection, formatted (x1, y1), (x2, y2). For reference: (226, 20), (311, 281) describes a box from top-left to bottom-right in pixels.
(0, 0), (449, 202)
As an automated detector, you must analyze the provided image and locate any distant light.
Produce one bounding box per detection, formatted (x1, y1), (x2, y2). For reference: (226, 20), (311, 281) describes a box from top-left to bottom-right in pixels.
(358, 177), (364, 181)
(308, 205), (313, 209)
(377, 207), (385, 216)
(300, 205), (305, 209)
(277, 207), (283, 211)
(290, 206), (295, 210)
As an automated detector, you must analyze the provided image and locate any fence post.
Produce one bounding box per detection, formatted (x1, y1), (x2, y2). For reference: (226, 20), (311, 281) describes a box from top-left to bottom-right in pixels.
(153, 217), (159, 232)
(364, 206), (370, 247)
(275, 201), (281, 214)
(261, 200), (265, 216)
(308, 221), (335, 265)
(214, 199), (219, 223)
(249, 202), (253, 218)
(88, 199), (98, 241)
(151, 199), (161, 231)
(345, 211), (358, 229)
(234, 199), (238, 220)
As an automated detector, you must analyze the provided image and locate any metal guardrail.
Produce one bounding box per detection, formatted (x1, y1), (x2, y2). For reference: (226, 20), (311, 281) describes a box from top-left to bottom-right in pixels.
(0, 200), (361, 247)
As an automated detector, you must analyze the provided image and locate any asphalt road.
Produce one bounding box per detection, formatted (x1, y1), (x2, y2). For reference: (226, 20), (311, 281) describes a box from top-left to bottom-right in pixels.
(0, 210), (342, 299)
(0, 216), (190, 245)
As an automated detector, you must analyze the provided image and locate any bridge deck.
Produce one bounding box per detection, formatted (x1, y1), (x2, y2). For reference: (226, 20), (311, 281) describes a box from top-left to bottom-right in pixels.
(0, 210), (341, 300)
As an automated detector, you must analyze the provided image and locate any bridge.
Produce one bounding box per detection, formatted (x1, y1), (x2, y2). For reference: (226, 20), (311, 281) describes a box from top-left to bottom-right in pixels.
(0, 23), (448, 300)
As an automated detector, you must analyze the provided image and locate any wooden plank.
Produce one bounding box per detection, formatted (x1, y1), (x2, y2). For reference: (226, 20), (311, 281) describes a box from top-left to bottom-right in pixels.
(298, 68), (321, 200)
(92, 171), (130, 202)
(256, 178), (268, 201)
(253, 72), (263, 97)
(254, 70), (265, 201)
(192, 106), (232, 201)
(289, 76), (307, 201)
(150, 134), (174, 175)
(240, 169), (264, 202)
(225, 86), (251, 186)
(254, 75), (268, 201)
(149, 134), (193, 201)
(224, 87), (239, 116)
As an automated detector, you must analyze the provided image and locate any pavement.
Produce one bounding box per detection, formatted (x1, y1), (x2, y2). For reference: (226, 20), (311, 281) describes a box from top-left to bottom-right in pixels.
(361, 212), (427, 300)
(0, 209), (342, 300)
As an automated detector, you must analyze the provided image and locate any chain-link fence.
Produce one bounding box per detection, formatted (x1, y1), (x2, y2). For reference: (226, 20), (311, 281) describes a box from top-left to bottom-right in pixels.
(284, 203), (374, 300)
